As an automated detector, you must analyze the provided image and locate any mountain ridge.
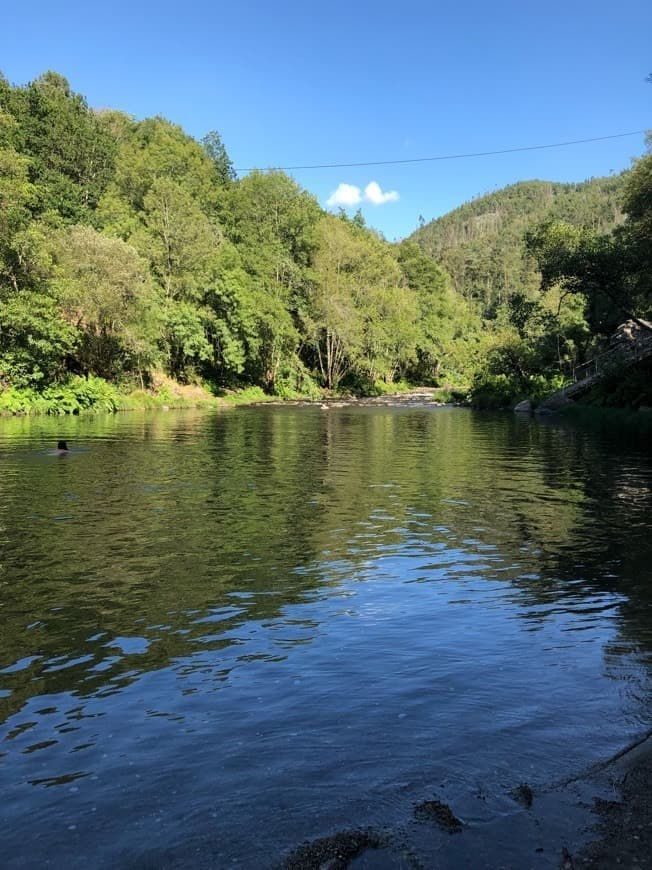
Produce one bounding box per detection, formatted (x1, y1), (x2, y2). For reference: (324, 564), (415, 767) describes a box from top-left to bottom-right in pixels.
(408, 175), (627, 310)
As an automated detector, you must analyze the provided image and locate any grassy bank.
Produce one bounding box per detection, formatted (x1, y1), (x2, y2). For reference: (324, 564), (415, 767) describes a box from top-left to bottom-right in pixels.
(0, 375), (470, 417)
(0, 374), (223, 416)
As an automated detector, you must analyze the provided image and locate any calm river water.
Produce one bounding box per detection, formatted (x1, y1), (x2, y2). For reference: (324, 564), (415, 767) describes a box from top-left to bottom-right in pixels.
(1, 405), (651, 868)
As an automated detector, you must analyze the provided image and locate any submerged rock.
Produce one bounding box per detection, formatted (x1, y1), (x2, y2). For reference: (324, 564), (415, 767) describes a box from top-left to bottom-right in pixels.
(282, 829), (382, 869)
(413, 799), (463, 832)
(511, 782), (534, 808)
(559, 845), (575, 868)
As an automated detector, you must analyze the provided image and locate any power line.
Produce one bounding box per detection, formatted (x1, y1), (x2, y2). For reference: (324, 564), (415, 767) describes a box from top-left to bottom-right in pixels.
(235, 130), (648, 173)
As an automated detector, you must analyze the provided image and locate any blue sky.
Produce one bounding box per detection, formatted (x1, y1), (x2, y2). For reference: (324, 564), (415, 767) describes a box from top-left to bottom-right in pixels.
(1, 0), (650, 239)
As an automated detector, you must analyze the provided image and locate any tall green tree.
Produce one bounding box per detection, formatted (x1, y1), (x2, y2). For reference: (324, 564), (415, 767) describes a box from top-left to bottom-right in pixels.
(395, 240), (458, 381)
(222, 171), (321, 390)
(307, 216), (419, 387)
(0, 289), (77, 388)
(618, 144), (652, 316)
(1, 72), (117, 222)
(0, 119), (34, 291)
(52, 225), (160, 381)
(109, 116), (217, 212)
(307, 215), (366, 388)
(202, 130), (236, 185)
(135, 177), (220, 301)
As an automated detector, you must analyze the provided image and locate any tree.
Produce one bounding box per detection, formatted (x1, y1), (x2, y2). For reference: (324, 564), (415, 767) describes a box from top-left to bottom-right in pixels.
(53, 225), (160, 381)
(203, 241), (258, 382)
(0, 133), (34, 290)
(306, 216), (419, 388)
(134, 177), (220, 301)
(222, 171), (321, 390)
(201, 130), (236, 185)
(109, 116), (216, 212)
(2, 71), (117, 221)
(306, 215), (366, 388)
(0, 290), (77, 387)
(396, 240), (457, 381)
(525, 220), (625, 336)
(362, 280), (419, 383)
(618, 145), (652, 316)
(161, 299), (213, 380)
(349, 232), (416, 384)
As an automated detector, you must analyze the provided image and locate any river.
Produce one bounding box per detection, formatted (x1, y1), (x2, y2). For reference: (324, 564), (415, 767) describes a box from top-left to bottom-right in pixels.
(1, 404), (651, 867)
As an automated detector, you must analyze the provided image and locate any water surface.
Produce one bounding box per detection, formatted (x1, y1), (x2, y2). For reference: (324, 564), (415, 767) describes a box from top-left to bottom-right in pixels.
(1, 406), (651, 867)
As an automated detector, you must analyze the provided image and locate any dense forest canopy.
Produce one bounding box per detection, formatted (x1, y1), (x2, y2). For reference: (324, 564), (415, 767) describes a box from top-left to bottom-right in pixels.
(0, 71), (470, 403)
(0, 70), (650, 411)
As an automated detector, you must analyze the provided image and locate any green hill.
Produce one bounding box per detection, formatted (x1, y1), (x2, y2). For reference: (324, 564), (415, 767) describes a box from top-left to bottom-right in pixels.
(409, 176), (627, 313)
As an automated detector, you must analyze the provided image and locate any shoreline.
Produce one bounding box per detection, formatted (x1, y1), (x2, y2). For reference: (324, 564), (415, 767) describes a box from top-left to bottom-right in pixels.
(278, 731), (652, 869)
(251, 388), (463, 409)
(573, 731), (652, 868)
(0, 385), (465, 417)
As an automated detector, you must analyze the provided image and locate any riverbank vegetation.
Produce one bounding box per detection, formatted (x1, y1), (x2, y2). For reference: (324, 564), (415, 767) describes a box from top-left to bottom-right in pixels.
(0, 71), (650, 414)
(411, 140), (652, 409)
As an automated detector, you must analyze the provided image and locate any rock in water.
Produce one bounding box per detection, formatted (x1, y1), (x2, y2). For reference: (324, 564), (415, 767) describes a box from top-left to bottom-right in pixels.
(414, 799), (463, 832)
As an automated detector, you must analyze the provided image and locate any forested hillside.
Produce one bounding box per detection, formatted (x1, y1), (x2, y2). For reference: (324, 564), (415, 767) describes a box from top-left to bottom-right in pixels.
(407, 162), (652, 409)
(0, 70), (650, 414)
(409, 177), (626, 313)
(0, 71), (465, 412)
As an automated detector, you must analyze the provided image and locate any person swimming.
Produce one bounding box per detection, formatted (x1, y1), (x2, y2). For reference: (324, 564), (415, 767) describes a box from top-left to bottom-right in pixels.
(56, 440), (69, 453)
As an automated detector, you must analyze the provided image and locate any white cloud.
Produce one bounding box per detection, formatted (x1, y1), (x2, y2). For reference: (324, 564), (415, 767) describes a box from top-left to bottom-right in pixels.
(326, 183), (362, 208)
(325, 180), (400, 209)
(364, 181), (399, 205)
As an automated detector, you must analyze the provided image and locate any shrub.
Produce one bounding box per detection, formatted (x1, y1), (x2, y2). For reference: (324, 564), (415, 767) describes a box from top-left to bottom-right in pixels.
(470, 373), (521, 409)
(41, 375), (122, 414)
(273, 359), (322, 400)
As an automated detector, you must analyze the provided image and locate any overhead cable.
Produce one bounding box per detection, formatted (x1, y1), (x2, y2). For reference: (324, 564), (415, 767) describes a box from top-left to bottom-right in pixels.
(235, 130), (648, 172)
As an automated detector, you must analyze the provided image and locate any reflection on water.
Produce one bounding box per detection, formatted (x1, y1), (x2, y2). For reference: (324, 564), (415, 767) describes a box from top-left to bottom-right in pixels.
(1, 406), (651, 867)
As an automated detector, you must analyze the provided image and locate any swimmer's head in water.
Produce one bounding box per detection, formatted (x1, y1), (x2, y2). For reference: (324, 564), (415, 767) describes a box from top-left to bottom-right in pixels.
(57, 440), (68, 451)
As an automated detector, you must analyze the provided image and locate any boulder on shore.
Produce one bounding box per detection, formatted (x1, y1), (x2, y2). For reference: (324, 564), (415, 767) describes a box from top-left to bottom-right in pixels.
(537, 394), (575, 413)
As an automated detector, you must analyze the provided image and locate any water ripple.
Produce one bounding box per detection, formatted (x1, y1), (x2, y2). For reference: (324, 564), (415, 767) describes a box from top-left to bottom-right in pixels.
(0, 407), (651, 867)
